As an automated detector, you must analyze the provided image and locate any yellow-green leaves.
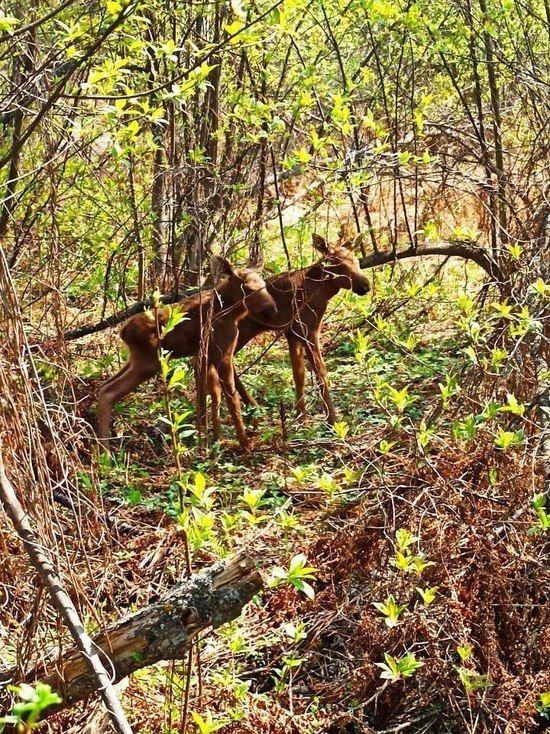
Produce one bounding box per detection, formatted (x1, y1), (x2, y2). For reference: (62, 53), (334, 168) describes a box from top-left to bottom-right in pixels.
(528, 494), (550, 535)
(86, 57), (129, 93)
(269, 554), (318, 599)
(493, 427), (524, 450)
(331, 94), (352, 136)
(160, 304), (187, 338)
(376, 652), (424, 682)
(536, 691), (550, 718)
(530, 278), (550, 297)
(332, 421), (349, 439)
(0, 10), (18, 33)
(505, 242), (522, 260)
(394, 529), (435, 576)
(373, 594), (406, 627)
(416, 586), (438, 605)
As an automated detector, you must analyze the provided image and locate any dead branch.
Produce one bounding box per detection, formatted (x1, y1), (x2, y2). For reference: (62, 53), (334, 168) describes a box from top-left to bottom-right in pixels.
(0, 551), (262, 718)
(62, 288), (192, 341)
(61, 239), (507, 344)
(360, 240), (508, 289)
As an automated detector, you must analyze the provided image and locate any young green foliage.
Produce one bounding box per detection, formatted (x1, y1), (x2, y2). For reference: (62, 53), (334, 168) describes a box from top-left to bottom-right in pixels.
(376, 653), (424, 682)
(269, 554), (318, 600)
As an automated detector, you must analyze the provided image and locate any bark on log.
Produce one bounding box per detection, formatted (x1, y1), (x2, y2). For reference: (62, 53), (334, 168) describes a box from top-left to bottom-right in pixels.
(1, 553), (262, 717)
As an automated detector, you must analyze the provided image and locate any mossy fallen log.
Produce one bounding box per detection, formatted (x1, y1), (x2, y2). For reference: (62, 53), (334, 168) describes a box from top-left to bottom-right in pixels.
(1, 553), (262, 716)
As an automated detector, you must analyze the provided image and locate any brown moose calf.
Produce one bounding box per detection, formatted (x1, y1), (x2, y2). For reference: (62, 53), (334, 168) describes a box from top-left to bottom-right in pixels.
(97, 257), (277, 452)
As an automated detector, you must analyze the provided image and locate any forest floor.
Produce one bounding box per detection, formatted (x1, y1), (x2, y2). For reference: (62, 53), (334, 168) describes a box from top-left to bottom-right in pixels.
(22, 255), (550, 733)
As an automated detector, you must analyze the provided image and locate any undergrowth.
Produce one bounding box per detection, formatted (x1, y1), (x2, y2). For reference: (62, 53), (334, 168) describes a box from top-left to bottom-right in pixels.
(3, 257), (550, 734)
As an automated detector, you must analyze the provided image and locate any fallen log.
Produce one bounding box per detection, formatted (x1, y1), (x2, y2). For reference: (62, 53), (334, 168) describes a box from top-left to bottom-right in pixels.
(1, 553), (262, 717)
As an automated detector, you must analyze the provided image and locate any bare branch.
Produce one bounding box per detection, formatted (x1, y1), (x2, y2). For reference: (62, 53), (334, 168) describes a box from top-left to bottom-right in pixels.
(0, 455), (133, 734)
(360, 241), (508, 289)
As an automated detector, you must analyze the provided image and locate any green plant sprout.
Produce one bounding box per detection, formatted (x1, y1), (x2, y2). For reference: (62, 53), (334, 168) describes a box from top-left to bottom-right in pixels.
(282, 620), (308, 643)
(275, 508), (301, 532)
(0, 683), (62, 731)
(457, 644), (473, 662)
(530, 279), (550, 297)
(332, 421), (349, 439)
(216, 621), (253, 656)
(376, 652), (424, 682)
(488, 347), (508, 371)
(190, 710), (230, 733)
(290, 464), (319, 485)
(387, 385), (416, 413)
(393, 529), (435, 576)
(416, 586), (438, 605)
(378, 439), (396, 455)
(268, 554), (318, 599)
(416, 420), (435, 449)
(271, 655), (305, 695)
(499, 393), (525, 416)
(454, 644), (492, 692)
(395, 528), (418, 551)
(177, 507), (219, 552)
(185, 472), (217, 510)
(456, 667), (493, 692)
(353, 329), (371, 362)
(317, 472), (339, 499)
(439, 374), (460, 408)
(493, 427), (524, 450)
(240, 487), (270, 525)
(528, 494), (550, 535)
(373, 594), (406, 627)
(536, 691), (550, 720)
(504, 242), (522, 260)
(343, 467), (362, 486)
(451, 414), (479, 442)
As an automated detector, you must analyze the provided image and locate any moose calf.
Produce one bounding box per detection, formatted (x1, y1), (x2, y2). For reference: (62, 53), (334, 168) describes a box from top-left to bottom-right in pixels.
(228, 234), (370, 425)
(97, 257), (277, 452)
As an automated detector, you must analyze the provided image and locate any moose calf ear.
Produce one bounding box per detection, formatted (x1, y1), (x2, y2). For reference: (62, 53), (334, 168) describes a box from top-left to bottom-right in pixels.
(312, 233), (329, 254)
(211, 256), (234, 280)
(247, 252), (265, 271)
(342, 233), (365, 251)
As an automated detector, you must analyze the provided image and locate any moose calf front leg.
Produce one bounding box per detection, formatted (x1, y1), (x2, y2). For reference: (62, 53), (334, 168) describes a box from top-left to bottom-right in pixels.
(305, 333), (336, 424)
(234, 370), (259, 408)
(217, 360), (249, 449)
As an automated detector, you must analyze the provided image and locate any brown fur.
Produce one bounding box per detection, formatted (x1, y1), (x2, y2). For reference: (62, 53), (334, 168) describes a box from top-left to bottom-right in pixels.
(215, 234), (370, 426)
(97, 258), (277, 452)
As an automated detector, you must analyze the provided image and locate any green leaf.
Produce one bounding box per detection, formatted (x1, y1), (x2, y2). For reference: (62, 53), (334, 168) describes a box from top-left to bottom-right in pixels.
(416, 586), (438, 605)
(395, 528), (419, 551)
(505, 242), (522, 260)
(0, 11), (18, 32)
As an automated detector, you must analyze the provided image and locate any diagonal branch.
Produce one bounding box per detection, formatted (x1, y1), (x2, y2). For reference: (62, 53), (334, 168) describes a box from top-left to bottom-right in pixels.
(0, 549), (262, 719)
(0, 454), (134, 734)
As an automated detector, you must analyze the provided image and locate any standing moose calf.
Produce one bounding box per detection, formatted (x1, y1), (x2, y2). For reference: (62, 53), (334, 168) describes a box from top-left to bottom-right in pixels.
(97, 257), (277, 452)
(208, 234), (370, 429)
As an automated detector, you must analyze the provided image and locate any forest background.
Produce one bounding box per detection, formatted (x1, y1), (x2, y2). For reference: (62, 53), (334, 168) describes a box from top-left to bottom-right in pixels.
(0, 0), (549, 731)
